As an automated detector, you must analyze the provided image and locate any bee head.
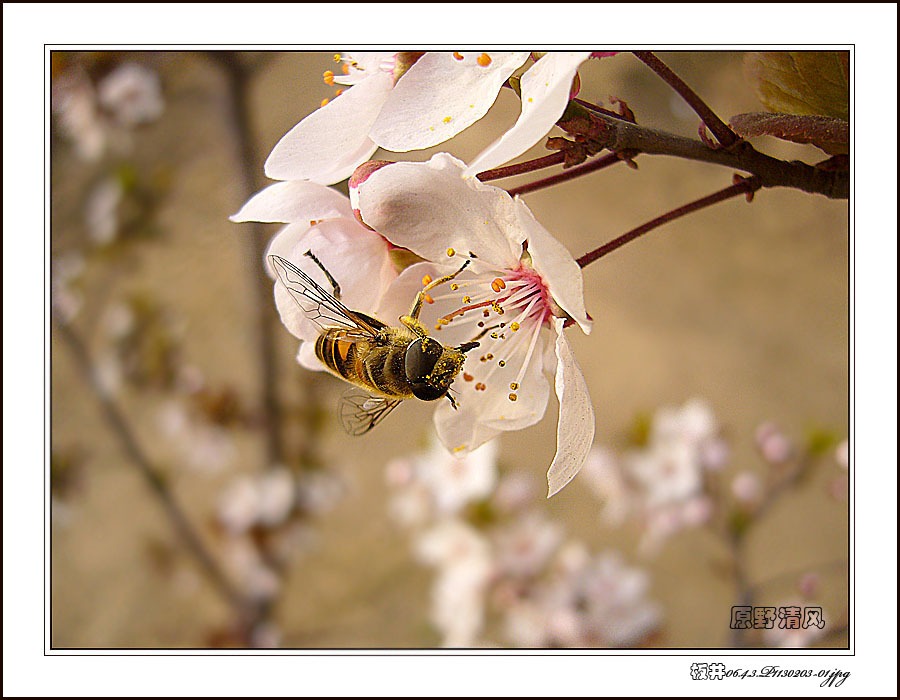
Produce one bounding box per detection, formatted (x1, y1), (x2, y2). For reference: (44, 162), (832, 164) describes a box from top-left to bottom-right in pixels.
(405, 337), (465, 401)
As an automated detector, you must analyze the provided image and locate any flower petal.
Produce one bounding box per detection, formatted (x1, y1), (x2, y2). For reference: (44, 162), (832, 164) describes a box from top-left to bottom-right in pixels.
(263, 71), (393, 184)
(265, 219), (396, 340)
(296, 340), (326, 371)
(370, 51), (529, 152)
(433, 403), (502, 458)
(230, 180), (352, 223)
(515, 199), (592, 334)
(355, 153), (524, 268)
(547, 318), (595, 497)
(464, 52), (591, 176)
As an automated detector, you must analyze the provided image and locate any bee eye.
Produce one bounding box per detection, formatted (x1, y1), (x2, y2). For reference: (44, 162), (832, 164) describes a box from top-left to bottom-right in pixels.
(405, 338), (442, 384)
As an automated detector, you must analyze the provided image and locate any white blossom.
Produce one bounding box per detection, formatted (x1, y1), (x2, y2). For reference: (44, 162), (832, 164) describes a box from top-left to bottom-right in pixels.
(264, 51), (529, 185)
(353, 153), (594, 496)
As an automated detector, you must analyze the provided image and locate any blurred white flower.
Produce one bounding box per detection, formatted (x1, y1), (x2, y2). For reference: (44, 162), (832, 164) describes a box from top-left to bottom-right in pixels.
(52, 68), (108, 161)
(97, 62), (164, 127)
(492, 472), (537, 514)
(295, 469), (345, 515)
(157, 400), (237, 474)
(386, 435), (499, 524)
(501, 549), (660, 648)
(731, 470), (763, 505)
(763, 607), (828, 648)
(53, 62), (164, 161)
(51, 253), (86, 324)
(84, 176), (123, 245)
(264, 51), (529, 185)
(834, 439), (849, 470)
(354, 153), (594, 496)
(629, 441), (702, 508)
(223, 537), (280, 603)
(755, 421), (793, 464)
(580, 446), (631, 526)
(573, 552), (662, 647)
(415, 519), (492, 647)
(217, 468), (296, 534)
(493, 513), (563, 579)
(417, 439), (498, 514)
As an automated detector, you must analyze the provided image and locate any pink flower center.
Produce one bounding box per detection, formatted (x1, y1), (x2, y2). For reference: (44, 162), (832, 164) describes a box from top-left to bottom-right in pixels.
(425, 257), (557, 403)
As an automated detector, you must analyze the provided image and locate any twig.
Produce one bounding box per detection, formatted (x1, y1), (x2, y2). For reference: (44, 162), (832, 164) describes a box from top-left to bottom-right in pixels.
(576, 176), (761, 267)
(476, 151), (565, 182)
(213, 52), (287, 467)
(632, 51), (739, 147)
(508, 151), (633, 197)
(54, 318), (254, 617)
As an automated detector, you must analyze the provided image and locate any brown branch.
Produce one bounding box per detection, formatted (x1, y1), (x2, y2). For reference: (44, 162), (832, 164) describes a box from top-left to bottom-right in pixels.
(632, 51), (739, 147)
(213, 52), (287, 467)
(54, 318), (255, 618)
(576, 176), (761, 267)
(558, 103), (848, 200)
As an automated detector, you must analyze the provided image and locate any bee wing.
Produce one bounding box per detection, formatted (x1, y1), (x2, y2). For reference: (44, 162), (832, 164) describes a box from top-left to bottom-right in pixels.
(338, 389), (404, 436)
(269, 254), (381, 338)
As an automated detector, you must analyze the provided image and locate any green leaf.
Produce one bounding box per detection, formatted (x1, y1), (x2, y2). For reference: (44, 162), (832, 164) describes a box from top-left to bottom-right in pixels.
(743, 52), (849, 122)
(729, 112), (849, 155)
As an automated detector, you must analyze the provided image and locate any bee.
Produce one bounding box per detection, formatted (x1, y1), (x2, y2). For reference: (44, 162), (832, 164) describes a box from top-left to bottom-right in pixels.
(269, 252), (480, 435)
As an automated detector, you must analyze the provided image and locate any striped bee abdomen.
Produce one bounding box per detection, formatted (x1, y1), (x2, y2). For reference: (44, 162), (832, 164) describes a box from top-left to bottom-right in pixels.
(315, 330), (414, 399)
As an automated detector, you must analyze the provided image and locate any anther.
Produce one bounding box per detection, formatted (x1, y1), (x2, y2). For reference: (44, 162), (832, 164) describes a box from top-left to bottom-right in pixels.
(446, 248), (456, 257)
(477, 53), (492, 67)
(453, 52), (464, 61)
(491, 278), (507, 292)
(450, 283), (459, 291)
(486, 353), (494, 360)
(463, 373), (474, 382)
(490, 332), (499, 339)
(510, 322), (520, 332)
(320, 98), (330, 107)
(498, 360), (506, 367)
(483, 310), (490, 318)
(508, 393), (518, 402)
(422, 274), (433, 286)
(424, 294), (434, 305)
(475, 383), (486, 391)
(333, 54), (342, 63)
(323, 70), (335, 86)
(509, 382), (519, 390)
(462, 296), (471, 304)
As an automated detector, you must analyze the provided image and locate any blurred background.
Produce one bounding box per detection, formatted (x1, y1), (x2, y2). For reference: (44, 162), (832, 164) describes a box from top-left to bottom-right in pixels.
(50, 51), (849, 649)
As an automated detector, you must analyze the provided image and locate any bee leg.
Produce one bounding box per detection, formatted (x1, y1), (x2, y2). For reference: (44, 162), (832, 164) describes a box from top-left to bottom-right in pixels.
(304, 250), (342, 300)
(406, 259), (471, 323)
